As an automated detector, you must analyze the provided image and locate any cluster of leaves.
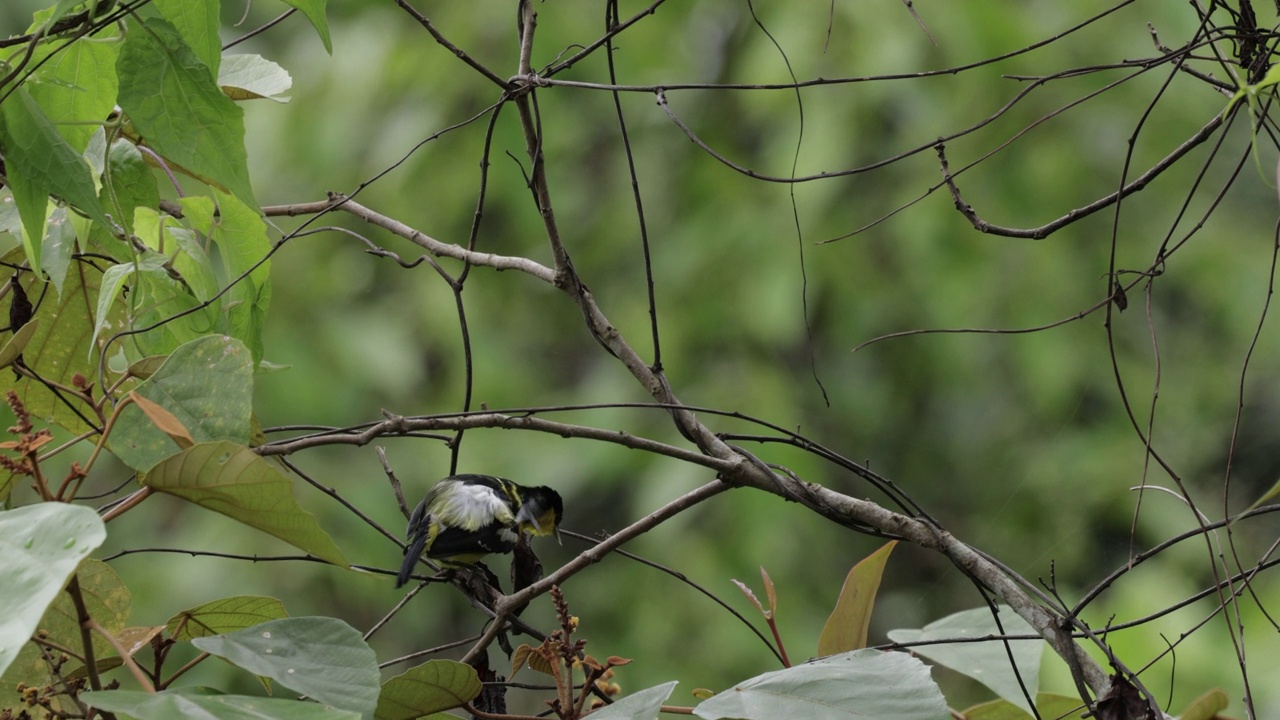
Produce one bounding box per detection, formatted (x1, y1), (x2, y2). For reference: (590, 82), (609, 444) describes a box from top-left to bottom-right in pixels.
(0, 0), (380, 717)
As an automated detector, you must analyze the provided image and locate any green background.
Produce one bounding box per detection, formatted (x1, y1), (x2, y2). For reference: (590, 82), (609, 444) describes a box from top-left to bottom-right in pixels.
(4, 1), (1278, 716)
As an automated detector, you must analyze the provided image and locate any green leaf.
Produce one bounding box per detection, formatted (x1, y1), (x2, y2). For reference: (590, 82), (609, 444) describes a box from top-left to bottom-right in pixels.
(192, 617), (379, 715)
(1226, 63), (1280, 119)
(1, 167), (48, 278)
(83, 686), (361, 719)
(166, 595), (290, 641)
(169, 225), (221, 301)
(582, 682), (678, 720)
(220, 54), (294, 102)
(131, 205), (219, 302)
(91, 253), (168, 353)
(2, 162), (50, 278)
(817, 541), (896, 656)
(117, 18), (256, 207)
(131, 267), (213, 358)
(212, 189), (273, 362)
(0, 86), (110, 276)
(42, 206), (75, 295)
(27, 1), (90, 33)
(0, 318), (40, 370)
(887, 606), (1042, 718)
(375, 660), (482, 720)
(693, 649), (947, 720)
(153, 0), (222, 75)
(142, 441), (348, 566)
(25, 32), (121, 153)
(279, 0), (332, 53)
(179, 195), (217, 235)
(960, 693), (1088, 720)
(98, 138), (160, 239)
(1241, 474), (1280, 515)
(109, 335), (253, 472)
(0, 504), (106, 677)
(0, 188), (22, 236)
(126, 354), (169, 380)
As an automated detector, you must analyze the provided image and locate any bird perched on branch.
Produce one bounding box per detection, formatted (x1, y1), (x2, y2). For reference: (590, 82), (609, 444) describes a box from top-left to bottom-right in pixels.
(395, 474), (563, 588)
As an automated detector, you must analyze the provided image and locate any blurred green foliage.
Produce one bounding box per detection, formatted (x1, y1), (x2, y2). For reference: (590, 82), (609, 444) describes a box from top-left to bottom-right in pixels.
(4, 0), (1280, 716)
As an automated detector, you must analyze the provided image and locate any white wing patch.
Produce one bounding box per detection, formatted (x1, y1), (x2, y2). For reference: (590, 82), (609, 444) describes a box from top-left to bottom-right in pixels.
(430, 481), (514, 531)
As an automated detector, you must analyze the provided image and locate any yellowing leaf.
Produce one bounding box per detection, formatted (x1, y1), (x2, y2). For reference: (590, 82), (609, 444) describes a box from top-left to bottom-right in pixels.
(1177, 688), (1230, 720)
(817, 541), (896, 656)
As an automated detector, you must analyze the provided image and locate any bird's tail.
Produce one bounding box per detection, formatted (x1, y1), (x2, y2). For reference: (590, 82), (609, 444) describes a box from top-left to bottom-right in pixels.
(396, 530), (431, 587)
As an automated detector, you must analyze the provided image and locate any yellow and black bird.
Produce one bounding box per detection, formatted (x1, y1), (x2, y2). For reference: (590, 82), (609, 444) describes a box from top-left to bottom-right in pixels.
(395, 474), (563, 588)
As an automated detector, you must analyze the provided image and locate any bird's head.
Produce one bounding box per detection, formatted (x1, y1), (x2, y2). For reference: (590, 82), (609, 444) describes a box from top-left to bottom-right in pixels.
(514, 486), (564, 543)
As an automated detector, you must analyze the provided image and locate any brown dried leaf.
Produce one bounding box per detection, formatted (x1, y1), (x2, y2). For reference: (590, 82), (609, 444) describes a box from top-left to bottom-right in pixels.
(127, 390), (194, 449)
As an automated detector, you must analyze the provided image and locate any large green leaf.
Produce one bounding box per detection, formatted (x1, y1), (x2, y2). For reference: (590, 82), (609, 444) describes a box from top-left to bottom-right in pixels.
(109, 335), (253, 472)
(192, 618), (379, 715)
(24, 33), (121, 153)
(375, 660), (482, 720)
(694, 649), (946, 720)
(153, 0), (222, 75)
(582, 682), (678, 720)
(83, 686), (361, 719)
(817, 541), (895, 656)
(0, 86), (110, 275)
(116, 18), (255, 207)
(0, 504), (106, 677)
(166, 595), (289, 641)
(887, 606), (1042, 718)
(142, 441), (348, 566)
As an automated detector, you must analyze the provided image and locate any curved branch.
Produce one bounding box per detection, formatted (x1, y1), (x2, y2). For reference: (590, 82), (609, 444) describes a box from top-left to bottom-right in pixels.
(936, 112), (1226, 239)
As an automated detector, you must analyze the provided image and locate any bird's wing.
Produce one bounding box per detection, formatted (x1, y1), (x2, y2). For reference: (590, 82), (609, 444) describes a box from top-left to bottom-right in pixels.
(428, 479), (516, 531)
(429, 521), (519, 558)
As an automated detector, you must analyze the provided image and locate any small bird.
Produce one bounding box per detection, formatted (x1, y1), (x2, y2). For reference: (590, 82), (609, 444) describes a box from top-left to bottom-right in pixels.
(395, 474), (563, 588)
